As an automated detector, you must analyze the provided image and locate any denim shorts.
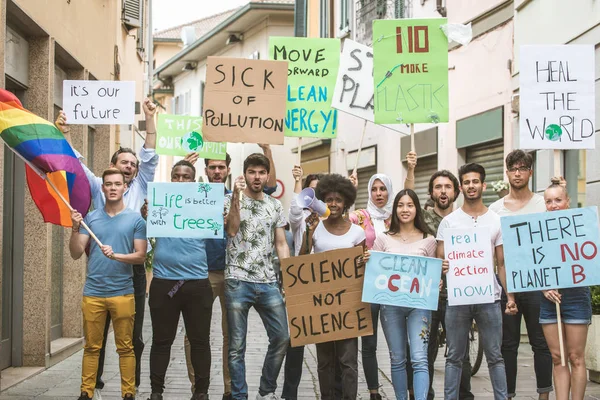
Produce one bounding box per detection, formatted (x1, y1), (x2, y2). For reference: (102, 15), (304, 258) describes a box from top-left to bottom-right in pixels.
(539, 287), (592, 325)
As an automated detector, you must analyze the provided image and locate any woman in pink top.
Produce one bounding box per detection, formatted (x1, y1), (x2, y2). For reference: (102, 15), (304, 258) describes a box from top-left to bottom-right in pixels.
(371, 189), (445, 400)
(348, 173), (393, 400)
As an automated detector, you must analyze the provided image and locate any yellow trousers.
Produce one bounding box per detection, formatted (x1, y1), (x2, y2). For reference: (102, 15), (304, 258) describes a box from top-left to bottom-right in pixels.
(81, 294), (135, 398)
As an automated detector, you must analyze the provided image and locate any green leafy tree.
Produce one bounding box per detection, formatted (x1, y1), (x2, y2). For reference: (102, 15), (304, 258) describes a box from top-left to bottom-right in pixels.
(198, 183), (212, 198)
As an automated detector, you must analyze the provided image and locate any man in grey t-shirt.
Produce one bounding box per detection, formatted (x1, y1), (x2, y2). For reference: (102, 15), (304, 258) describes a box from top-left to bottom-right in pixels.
(489, 150), (553, 400)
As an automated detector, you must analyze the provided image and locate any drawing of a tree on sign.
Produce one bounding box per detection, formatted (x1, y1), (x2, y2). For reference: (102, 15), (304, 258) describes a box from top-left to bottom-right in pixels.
(182, 131), (204, 152)
(198, 183), (212, 198)
(208, 220), (223, 235)
(152, 207), (168, 220)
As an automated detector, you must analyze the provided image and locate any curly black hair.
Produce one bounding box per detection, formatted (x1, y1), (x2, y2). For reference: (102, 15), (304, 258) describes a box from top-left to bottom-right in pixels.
(315, 173), (357, 208)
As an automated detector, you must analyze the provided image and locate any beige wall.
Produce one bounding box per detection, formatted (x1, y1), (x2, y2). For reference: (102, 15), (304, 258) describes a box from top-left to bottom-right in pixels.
(154, 42), (182, 69)
(1, 0), (149, 371)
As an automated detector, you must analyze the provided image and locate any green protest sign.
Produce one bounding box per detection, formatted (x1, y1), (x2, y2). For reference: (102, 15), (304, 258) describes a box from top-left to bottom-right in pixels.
(372, 18), (449, 124)
(269, 37), (340, 138)
(156, 114), (227, 159)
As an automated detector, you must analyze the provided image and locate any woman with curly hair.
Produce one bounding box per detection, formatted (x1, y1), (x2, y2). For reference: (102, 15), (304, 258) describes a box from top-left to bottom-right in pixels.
(300, 173), (366, 400)
(540, 178), (592, 400)
(371, 189), (441, 400)
(349, 173), (393, 400)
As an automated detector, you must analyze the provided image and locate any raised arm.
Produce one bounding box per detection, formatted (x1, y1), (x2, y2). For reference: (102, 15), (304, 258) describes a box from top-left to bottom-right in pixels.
(292, 165), (303, 194)
(226, 176), (245, 237)
(142, 98), (157, 149)
(299, 212), (319, 255)
(275, 226), (291, 261)
(259, 144), (277, 189)
(69, 210), (90, 260)
(404, 150), (417, 190)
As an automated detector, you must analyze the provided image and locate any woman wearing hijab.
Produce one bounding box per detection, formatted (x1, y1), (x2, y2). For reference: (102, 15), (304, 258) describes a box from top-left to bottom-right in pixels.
(349, 173), (393, 400)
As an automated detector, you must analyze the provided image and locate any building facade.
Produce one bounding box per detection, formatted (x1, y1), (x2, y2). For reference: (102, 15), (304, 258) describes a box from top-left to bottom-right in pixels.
(0, 0), (150, 384)
(152, 1), (296, 210)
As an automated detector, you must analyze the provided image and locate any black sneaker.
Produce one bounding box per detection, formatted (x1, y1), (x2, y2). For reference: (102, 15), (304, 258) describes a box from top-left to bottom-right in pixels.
(222, 394), (232, 400)
(123, 394), (135, 400)
(95, 378), (105, 390)
(370, 394), (382, 400)
(148, 394), (163, 400)
(191, 393), (209, 400)
(78, 392), (92, 400)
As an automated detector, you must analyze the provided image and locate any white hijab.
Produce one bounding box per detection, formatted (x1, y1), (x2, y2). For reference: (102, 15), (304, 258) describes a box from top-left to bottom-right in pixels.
(366, 174), (393, 234)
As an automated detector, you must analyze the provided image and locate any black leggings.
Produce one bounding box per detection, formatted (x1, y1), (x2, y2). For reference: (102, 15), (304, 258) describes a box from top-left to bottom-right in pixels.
(148, 278), (213, 394)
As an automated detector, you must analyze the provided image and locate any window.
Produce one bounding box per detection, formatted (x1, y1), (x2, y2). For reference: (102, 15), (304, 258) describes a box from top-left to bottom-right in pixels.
(339, 0), (350, 34)
(294, 0), (307, 37)
(122, 0), (142, 29)
(320, 0), (330, 38)
(395, 0), (405, 18)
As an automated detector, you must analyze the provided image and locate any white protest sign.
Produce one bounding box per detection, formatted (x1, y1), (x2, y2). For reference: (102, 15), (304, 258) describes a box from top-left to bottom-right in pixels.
(62, 80), (136, 125)
(444, 228), (495, 306)
(332, 40), (404, 133)
(519, 45), (595, 149)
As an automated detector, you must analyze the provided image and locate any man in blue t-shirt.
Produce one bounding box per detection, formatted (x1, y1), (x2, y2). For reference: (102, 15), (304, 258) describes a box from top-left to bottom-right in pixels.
(69, 169), (147, 400)
(141, 160), (214, 400)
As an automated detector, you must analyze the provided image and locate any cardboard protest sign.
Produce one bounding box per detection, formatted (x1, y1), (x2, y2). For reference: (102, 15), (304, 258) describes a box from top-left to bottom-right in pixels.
(444, 228), (495, 306)
(202, 57), (287, 145)
(156, 114), (226, 159)
(372, 18), (449, 124)
(280, 246), (373, 347)
(332, 40), (403, 133)
(362, 251), (442, 310)
(519, 45), (595, 150)
(147, 182), (225, 239)
(270, 37), (340, 138)
(501, 207), (600, 292)
(62, 80), (135, 124)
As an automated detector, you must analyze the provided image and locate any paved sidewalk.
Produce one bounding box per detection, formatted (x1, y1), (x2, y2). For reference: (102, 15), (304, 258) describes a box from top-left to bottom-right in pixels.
(1, 299), (600, 399)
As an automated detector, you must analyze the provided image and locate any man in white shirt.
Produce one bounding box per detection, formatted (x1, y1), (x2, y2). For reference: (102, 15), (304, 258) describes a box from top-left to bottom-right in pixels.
(437, 163), (517, 400)
(489, 150), (552, 400)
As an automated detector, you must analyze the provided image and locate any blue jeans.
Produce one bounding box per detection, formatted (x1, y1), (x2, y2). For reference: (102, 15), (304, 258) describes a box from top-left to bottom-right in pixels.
(445, 301), (507, 400)
(380, 305), (431, 400)
(225, 280), (289, 399)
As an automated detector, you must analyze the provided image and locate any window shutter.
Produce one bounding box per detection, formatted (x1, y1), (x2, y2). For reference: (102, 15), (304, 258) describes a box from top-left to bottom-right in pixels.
(136, 0), (145, 52)
(294, 0), (307, 37)
(122, 0), (141, 29)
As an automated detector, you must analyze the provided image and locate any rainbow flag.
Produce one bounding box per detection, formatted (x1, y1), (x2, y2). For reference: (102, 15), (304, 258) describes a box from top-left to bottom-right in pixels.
(0, 89), (91, 227)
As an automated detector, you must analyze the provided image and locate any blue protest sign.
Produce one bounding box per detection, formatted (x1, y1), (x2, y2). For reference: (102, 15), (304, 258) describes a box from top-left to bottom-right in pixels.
(501, 206), (600, 292)
(147, 182), (225, 239)
(362, 251), (442, 310)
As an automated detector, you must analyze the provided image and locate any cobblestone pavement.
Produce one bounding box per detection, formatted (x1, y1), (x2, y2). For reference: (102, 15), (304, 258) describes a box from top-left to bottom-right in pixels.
(1, 299), (600, 399)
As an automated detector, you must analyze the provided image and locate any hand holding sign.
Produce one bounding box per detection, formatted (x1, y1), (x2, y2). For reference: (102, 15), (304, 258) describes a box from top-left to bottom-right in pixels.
(62, 80), (135, 125)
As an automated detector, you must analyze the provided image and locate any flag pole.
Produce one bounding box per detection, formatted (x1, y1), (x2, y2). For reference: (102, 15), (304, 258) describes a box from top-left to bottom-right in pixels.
(553, 149), (566, 367)
(6, 146), (103, 247)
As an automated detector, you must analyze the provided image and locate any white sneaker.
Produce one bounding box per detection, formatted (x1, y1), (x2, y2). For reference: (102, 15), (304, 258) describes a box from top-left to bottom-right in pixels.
(256, 394), (279, 400)
(93, 389), (103, 400)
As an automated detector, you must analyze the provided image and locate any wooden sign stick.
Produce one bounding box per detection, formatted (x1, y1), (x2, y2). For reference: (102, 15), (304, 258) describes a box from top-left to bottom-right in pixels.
(353, 120), (368, 175)
(410, 123), (415, 152)
(553, 149), (566, 367)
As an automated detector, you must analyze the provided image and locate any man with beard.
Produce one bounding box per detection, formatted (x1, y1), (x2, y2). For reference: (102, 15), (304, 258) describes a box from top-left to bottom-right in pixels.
(56, 100), (158, 392)
(489, 150), (552, 400)
(225, 153), (290, 400)
(437, 163), (517, 400)
(405, 155), (474, 400)
(184, 148), (279, 400)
